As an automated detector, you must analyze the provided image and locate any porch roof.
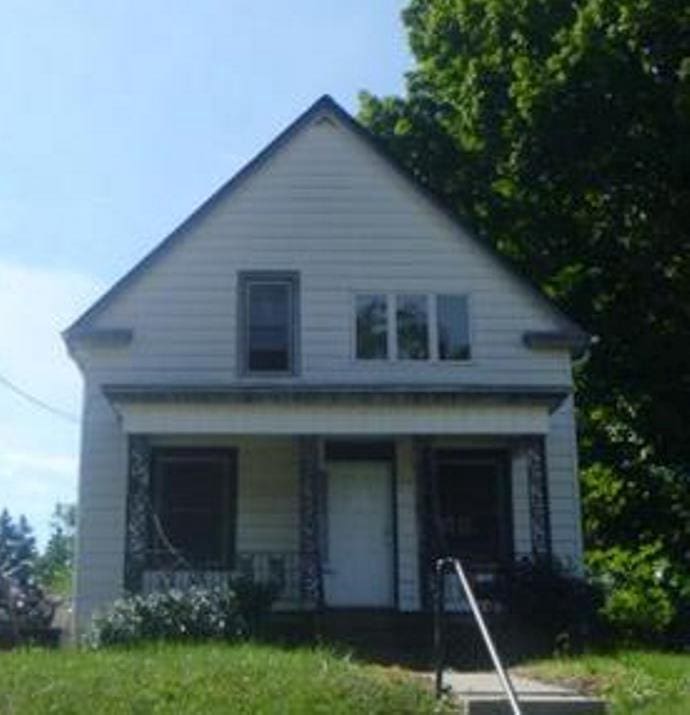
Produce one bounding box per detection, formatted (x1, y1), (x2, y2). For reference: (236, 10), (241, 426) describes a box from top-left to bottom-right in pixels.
(103, 382), (568, 436)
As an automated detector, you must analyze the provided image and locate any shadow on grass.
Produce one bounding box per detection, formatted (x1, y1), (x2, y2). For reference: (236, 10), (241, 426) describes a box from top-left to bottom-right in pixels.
(251, 611), (564, 672)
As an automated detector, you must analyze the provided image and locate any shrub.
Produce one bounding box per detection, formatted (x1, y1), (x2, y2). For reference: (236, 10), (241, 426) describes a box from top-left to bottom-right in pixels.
(1, 555), (57, 647)
(505, 556), (603, 652)
(230, 576), (281, 630)
(87, 580), (278, 648)
(587, 543), (677, 643)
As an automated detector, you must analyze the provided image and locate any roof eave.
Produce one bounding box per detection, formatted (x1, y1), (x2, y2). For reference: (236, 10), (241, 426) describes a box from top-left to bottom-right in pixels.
(103, 382), (571, 413)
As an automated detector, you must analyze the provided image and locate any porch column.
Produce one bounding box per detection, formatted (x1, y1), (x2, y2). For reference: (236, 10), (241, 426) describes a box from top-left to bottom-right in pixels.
(123, 435), (151, 593)
(297, 436), (324, 609)
(524, 436), (552, 559)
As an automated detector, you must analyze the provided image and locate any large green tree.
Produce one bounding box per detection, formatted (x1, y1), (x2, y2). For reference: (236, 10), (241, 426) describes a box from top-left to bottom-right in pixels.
(360, 0), (690, 633)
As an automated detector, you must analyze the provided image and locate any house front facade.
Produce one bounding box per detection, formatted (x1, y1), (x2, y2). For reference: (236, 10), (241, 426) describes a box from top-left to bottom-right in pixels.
(65, 96), (588, 630)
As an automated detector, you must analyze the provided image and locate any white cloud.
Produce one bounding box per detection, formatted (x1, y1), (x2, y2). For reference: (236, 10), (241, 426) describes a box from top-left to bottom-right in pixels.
(0, 259), (102, 545)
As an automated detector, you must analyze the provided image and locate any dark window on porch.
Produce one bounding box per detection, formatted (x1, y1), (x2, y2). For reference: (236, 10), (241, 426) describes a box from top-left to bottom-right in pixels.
(239, 272), (299, 374)
(434, 451), (512, 566)
(149, 449), (237, 569)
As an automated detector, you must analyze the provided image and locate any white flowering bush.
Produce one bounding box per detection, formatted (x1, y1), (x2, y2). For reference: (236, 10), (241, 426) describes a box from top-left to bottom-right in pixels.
(87, 581), (277, 648)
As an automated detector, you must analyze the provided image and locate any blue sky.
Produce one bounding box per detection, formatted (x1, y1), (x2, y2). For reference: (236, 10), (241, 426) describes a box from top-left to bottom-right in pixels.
(0, 1), (411, 545)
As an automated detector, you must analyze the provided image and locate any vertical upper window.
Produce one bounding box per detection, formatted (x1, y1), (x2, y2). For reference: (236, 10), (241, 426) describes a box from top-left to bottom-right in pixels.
(356, 294), (388, 359)
(437, 294), (470, 360)
(396, 294), (429, 360)
(240, 272), (299, 374)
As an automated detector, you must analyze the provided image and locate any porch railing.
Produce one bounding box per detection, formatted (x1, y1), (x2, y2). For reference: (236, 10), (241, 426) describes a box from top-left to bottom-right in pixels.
(428, 560), (511, 614)
(434, 557), (522, 714)
(141, 551), (300, 604)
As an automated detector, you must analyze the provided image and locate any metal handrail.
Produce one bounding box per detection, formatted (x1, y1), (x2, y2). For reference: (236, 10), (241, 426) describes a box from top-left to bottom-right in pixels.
(434, 557), (522, 715)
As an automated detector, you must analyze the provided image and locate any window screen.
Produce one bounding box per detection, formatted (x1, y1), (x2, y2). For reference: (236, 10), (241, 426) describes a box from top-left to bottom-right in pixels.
(240, 274), (298, 374)
(356, 294), (388, 359)
(437, 294), (470, 360)
(150, 450), (236, 569)
(396, 294), (429, 359)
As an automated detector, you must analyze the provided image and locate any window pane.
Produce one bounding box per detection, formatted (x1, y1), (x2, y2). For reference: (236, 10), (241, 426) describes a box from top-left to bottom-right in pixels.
(437, 295), (470, 360)
(436, 457), (506, 564)
(396, 294), (429, 359)
(247, 282), (291, 371)
(152, 453), (235, 568)
(161, 512), (224, 566)
(160, 458), (225, 511)
(356, 294), (388, 359)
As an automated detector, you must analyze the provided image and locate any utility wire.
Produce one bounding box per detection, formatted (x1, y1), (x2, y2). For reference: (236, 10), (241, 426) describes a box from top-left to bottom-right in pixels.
(0, 373), (79, 425)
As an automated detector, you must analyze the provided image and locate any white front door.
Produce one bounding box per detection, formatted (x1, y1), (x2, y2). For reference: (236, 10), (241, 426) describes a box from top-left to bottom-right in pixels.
(323, 460), (394, 607)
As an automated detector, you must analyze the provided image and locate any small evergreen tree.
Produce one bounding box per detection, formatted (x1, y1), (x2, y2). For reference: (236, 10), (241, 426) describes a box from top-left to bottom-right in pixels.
(36, 503), (76, 596)
(0, 508), (36, 587)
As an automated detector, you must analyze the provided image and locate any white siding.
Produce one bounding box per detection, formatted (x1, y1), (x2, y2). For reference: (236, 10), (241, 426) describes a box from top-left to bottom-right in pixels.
(235, 438), (298, 553)
(74, 382), (127, 631)
(74, 108), (572, 388)
(546, 397), (584, 569)
(70, 105), (583, 627)
(115, 401), (551, 436)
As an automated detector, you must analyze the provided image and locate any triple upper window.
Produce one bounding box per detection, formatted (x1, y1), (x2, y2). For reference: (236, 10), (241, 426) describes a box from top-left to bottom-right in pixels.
(355, 292), (471, 362)
(238, 272), (471, 375)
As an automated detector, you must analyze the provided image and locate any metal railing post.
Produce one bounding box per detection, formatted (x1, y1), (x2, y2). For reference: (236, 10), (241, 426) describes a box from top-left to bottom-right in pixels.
(434, 557), (522, 715)
(433, 559), (446, 697)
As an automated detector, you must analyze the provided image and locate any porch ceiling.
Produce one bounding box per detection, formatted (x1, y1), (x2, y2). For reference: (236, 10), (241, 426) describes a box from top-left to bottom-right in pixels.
(103, 383), (567, 436)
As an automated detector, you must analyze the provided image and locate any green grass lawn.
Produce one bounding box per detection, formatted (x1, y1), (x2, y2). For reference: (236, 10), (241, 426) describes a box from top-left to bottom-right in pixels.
(0, 642), (444, 714)
(523, 650), (690, 715)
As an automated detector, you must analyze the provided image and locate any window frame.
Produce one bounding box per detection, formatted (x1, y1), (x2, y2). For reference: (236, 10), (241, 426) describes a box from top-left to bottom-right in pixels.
(148, 447), (238, 570)
(352, 291), (473, 364)
(238, 271), (300, 377)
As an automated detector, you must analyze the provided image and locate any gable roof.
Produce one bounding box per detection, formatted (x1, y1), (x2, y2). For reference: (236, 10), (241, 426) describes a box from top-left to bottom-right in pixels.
(64, 94), (588, 346)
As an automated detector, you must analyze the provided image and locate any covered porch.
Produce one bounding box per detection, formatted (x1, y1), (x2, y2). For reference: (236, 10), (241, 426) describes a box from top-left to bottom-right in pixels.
(108, 385), (563, 612)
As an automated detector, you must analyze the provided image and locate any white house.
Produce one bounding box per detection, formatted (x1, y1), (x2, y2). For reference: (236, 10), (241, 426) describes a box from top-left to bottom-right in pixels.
(64, 95), (588, 631)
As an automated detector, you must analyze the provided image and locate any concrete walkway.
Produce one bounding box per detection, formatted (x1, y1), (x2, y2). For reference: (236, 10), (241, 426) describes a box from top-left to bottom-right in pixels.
(438, 670), (606, 714)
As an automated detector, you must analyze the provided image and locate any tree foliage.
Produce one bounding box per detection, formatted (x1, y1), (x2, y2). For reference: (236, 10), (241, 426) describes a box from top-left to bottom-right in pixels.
(360, 0), (690, 463)
(0, 508), (37, 587)
(360, 0), (690, 637)
(36, 503), (76, 596)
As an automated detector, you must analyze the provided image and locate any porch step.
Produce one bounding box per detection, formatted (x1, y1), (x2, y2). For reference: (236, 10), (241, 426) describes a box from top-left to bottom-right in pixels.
(444, 671), (606, 715)
(461, 696), (606, 714)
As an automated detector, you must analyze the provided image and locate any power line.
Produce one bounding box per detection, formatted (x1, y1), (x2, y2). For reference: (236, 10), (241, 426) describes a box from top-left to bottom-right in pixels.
(0, 373), (79, 425)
